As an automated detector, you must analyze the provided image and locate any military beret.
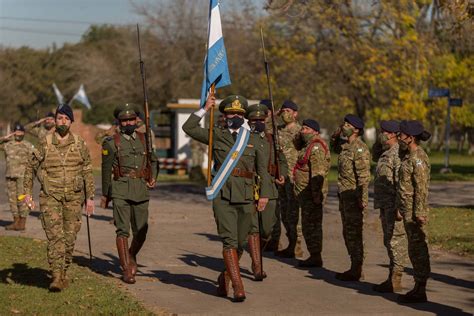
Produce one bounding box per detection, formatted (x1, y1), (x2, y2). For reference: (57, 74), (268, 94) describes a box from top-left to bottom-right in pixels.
(380, 120), (400, 133)
(45, 112), (55, 118)
(56, 103), (74, 122)
(400, 120), (424, 136)
(218, 95), (248, 114)
(118, 104), (137, 120)
(13, 123), (25, 132)
(281, 100), (298, 111)
(259, 99), (272, 111)
(344, 114), (364, 129)
(247, 103), (268, 120)
(302, 119), (320, 132)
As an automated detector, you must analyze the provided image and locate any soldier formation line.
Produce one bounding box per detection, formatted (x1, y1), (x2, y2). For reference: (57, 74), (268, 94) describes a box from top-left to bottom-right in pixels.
(1, 96), (431, 304)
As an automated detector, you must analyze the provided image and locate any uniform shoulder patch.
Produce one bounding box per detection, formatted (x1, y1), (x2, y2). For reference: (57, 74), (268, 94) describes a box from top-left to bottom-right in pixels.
(357, 148), (363, 152)
(102, 149), (109, 156)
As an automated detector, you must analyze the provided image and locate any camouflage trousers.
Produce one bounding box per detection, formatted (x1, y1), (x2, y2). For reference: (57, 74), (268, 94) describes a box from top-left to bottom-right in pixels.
(278, 177), (302, 244)
(297, 190), (323, 255)
(403, 210), (431, 282)
(40, 195), (82, 274)
(339, 191), (365, 265)
(6, 177), (28, 217)
(250, 199), (277, 239)
(380, 207), (407, 274)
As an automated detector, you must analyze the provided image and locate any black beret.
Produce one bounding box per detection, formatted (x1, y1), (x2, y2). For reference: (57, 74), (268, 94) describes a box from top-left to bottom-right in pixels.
(344, 114), (364, 129)
(56, 104), (74, 122)
(45, 112), (55, 118)
(281, 100), (298, 111)
(259, 99), (272, 110)
(400, 120), (424, 136)
(380, 120), (400, 133)
(302, 119), (320, 132)
(13, 123), (25, 132)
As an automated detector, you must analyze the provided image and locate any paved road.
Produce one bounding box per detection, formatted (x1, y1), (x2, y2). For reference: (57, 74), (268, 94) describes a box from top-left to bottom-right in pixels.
(1, 161), (473, 315)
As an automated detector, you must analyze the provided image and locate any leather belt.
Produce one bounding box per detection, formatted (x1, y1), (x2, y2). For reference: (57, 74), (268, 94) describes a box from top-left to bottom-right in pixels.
(231, 168), (254, 179)
(113, 168), (144, 180)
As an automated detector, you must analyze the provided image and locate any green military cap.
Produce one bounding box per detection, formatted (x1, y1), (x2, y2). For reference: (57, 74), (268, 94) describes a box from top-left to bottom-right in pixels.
(246, 103), (268, 120)
(218, 95), (248, 114)
(117, 104), (137, 120)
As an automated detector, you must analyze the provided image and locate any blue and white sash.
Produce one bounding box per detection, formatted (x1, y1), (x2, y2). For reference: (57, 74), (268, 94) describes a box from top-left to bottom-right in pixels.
(205, 127), (250, 200)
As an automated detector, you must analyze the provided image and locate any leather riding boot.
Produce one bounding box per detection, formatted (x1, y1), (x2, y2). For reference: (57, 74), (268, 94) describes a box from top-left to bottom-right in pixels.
(275, 239), (296, 258)
(5, 216), (19, 231)
(298, 253), (323, 268)
(223, 248), (246, 302)
(398, 281), (427, 303)
(129, 236), (146, 277)
(49, 272), (64, 292)
(248, 233), (267, 281)
(216, 271), (230, 297)
(16, 217), (26, 231)
(116, 237), (136, 284)
(335, 261), (363, 281)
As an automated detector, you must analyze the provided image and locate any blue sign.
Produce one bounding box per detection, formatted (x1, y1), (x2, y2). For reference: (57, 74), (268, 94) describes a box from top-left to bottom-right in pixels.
(449, 98), (463, 107)
(428, 88), (450, 98)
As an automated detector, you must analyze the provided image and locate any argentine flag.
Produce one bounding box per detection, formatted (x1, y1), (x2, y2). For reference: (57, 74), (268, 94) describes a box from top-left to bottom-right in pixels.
(200, 0), (231, 108)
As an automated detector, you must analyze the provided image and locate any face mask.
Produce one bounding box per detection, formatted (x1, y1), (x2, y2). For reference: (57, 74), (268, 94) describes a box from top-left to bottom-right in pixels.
(342, 126), (354, 137)
(226, 116), (244, 129)
(281, 111), (294, 124)
(15, 135), (24, 142)
(56, 125), (69, 136)
(251, 121), (266, 133)
(44, 122), (55, 130)
(301, 132), (315, 144)
(121, 124), (137, 135)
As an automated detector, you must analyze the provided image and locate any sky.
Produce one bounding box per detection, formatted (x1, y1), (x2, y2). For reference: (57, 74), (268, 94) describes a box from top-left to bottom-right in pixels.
(0, 0), (266, 49)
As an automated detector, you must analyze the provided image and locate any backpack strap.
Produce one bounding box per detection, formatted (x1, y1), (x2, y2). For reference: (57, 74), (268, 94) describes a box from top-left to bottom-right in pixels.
(292, 138), (328, 178)
(113, 132), (123, 178)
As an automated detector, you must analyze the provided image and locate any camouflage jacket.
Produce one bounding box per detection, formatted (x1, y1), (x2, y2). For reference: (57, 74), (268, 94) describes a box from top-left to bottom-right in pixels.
(0, 138), (35, 178)
(397, 146), (430, 217)
(24, 122), (54, 140)
(277, 122), (302, 179)
(373, 143), (400, 209)
(331, 136), (371, 204)
(293, 137), (331, 203)
(24, 132), (95, 201)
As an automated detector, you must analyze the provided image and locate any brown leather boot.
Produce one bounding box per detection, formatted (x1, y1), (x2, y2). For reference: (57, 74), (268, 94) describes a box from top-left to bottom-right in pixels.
(129, 236), (146, 277)
(116, 237), (136, 284)
(248, 233), (267, 281)
(216, 271), (230, 297)
(335, 261), (363, 281)
(298, 253), (323, 268)
(49, 272), (64, 292)
(223, 248), (246, 302)
(398, 281), (427, 303)
(5, 216), (19, 231)
(16, 217), (26, 231)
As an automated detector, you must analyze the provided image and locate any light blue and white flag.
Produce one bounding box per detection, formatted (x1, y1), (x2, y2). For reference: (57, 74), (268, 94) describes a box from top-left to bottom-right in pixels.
(199, 0), (231, 108)
(71, 84), (92, 109)
(52, 83), (65, 105)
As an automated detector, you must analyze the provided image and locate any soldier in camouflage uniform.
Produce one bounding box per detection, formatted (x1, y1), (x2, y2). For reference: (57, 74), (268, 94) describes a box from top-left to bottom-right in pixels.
(24, 104), (95, 292)
(293, 119), (331, 267)
(274, 100), (303, 258)
(0, 124), (35, 231)
(396, 120), (431, 303)
(246, 102), (286, 280)
(25, 111), (55, 140)
(183, 94), (271, 302)
(330, 114), (370, 281)
(101, 104), (158, 284)
(372, 120), (407, 293)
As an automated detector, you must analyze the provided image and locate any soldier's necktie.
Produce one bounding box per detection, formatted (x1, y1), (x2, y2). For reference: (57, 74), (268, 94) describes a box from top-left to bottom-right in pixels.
(231, 131), (237, 141)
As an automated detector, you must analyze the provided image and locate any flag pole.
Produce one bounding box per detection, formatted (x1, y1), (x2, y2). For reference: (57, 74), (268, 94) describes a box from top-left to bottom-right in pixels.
(207, 84), (216, 186)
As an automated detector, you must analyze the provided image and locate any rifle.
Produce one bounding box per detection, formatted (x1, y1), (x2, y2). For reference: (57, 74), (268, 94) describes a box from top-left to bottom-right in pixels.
(136, 24), (154, 183)
(260, 27), (281, 180)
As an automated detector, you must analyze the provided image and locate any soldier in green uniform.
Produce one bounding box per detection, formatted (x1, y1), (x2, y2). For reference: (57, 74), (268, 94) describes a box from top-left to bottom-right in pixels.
(23, 104), (95, 292)
(372, 120), (407, 293)
(396, 120), (431, 303)
(25, 111), (56, 140)
(101, 104), (158, 284)
(330, 114), (370, 281)
(1, 124), (35, 231)
(182, 94), (271, 302)
(293, 119), (331, 267)
(275, 100), (303, 258)
(246, 102), (286, 280)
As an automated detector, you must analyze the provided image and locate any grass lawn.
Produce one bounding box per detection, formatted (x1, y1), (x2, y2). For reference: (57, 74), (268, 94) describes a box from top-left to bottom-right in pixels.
(428, 151), (474, 182)
(428, 207), (474, 256)
(0, 236), (153, 315)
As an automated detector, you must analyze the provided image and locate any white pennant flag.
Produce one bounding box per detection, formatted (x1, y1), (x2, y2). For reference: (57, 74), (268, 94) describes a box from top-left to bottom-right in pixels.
(52, 83), (65, 104)
(71, 84), (92, 109)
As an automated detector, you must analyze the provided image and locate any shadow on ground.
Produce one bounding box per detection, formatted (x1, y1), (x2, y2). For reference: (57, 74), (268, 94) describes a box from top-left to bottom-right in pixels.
(0, 263), (50, 289)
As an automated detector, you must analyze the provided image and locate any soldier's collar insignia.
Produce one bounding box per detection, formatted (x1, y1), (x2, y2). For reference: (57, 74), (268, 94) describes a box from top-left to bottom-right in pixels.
(247, 144), (254, 148)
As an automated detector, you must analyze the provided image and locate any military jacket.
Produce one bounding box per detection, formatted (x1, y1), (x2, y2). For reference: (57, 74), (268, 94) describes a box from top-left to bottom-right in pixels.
(25, 122), (54, 140)
(102, 131), (158, 202)
(397, 146), (430, 217)
(277, 122), (302, 179)
(331, 136), (371, 204)
(0, 138), (35, 178)
(294, 138), (331, 202)
(373, 143), (400, 209)
(24, 132), (95, 202)
(182, 113), (272, 203)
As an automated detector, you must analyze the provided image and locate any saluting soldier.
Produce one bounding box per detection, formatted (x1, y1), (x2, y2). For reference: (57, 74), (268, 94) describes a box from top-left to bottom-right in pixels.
(396, 120), (431, 303)
(101, 104), (158, 284)
(1, 123), (35, 231)
(182, 94), (271, 302)
(25, 111), (56, 140)
(293, 119), (331, 267)
(246, 102), (286, 280)
(330, 114), (370, 281)
(23, 104), (95, 292)
(372, 120), (407, 293)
